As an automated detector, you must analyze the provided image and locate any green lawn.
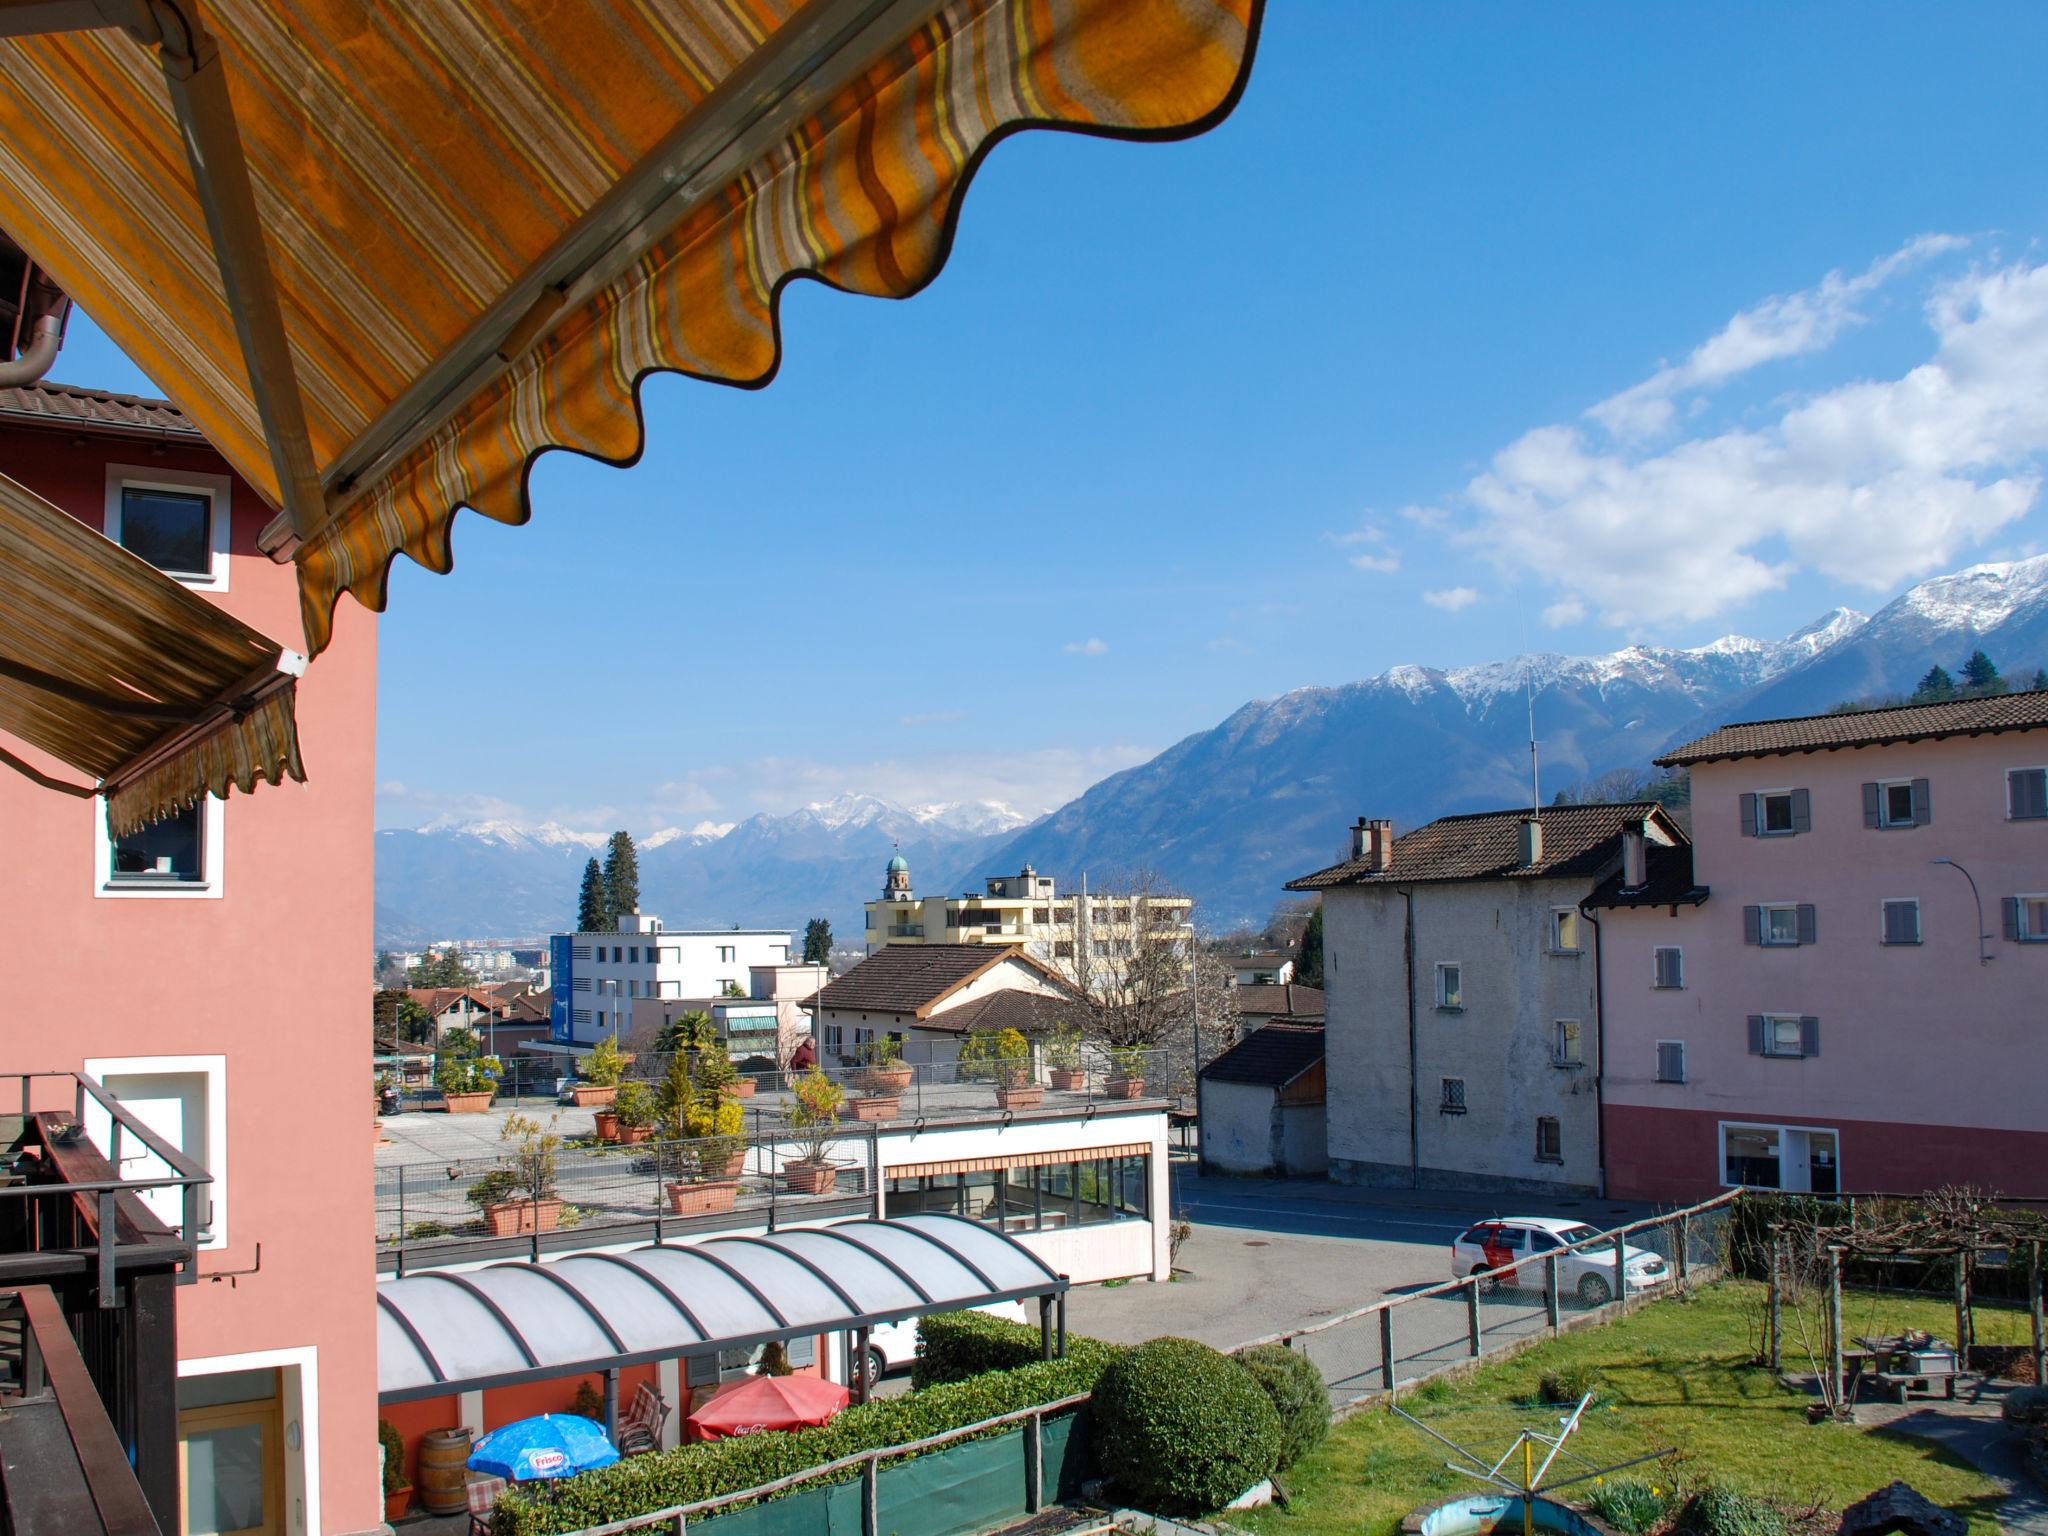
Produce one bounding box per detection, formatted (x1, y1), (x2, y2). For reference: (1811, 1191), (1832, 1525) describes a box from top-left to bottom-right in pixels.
(1241, 1281), (2030, 1536)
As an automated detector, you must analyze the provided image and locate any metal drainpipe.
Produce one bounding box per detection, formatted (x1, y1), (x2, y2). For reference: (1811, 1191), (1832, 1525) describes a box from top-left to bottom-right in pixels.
(1403, 887), (1419, 1190)
(0, 310), (65, 387)
(1581, 903), (1607, 1199)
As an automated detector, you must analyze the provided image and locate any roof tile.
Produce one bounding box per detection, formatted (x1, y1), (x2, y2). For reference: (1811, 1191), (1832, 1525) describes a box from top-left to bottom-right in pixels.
(1658, 689), (2048, 767)
(0, 379), (199, 437)
(1287, 802), (1678, 890)
(1200, 1023), (1324, 1087)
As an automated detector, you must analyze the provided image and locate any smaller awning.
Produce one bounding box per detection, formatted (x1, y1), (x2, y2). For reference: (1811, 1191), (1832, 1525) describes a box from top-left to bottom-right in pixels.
(0, 470), (304, 833)
(377, 1214), (1065, 1401)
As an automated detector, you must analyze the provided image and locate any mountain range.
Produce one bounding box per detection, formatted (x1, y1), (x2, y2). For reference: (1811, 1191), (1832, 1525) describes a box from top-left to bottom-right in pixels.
(375, 555), (2048, 945)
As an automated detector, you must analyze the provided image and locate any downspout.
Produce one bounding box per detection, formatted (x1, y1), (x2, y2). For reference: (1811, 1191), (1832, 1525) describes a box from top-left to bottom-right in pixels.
(1404, 887), (1419, 1190)
(1580, 902), (1607, 1199)
(0, 308), (66, 387)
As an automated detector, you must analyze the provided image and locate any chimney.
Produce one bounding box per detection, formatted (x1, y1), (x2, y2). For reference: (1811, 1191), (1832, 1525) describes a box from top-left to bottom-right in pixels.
(1361, 818), (1393, 873)
(1519, 814), (1543, 867)
(1621, 820), (1647, 889)
(1350, 817), (1369, 860)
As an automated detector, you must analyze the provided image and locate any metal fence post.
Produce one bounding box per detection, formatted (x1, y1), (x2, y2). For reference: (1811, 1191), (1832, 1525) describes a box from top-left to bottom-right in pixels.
(1677, 1212), (1691, 1290)
(1379, 1307), (1395, 1392)
(1613, 1236), (1626, 1312)
(1024, 1410), (1043, 1513)
(1768, 1235), (1783, 1372)
(1466, 1278), (1481, 1357)
(1828, 1247), (1845, 1413)
(2029, 1241), (2044, 1387)
(1545, 1255), (1560, 1333)
(861, 1455), (879, 1536)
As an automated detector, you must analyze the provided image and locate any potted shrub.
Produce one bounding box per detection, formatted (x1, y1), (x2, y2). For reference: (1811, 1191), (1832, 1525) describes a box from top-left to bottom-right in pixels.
(1106, 1045), (1147, 1099)
(1045, 1023), (1087, 1092)
(857, 1033), (913, 1093)
(436, 1052), (501, 1112)
(573, 1035), (624, 1106)
(963, 1027), (1038, 1109)
(667, 1090), (746, 1215)
(781, 1066), (844, 1194)
(613, 1080), (656, 1144)
(470, 1114), (563, 1236)
(379, 1418), (411, 1523)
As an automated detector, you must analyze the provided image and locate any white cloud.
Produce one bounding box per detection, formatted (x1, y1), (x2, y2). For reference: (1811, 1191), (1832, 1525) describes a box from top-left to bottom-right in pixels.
(1588, 233), (1967, 441)
(1461, 252), (2048, 626)
(1542, 597), (1587, 628)
(1423, 586), (1481, 612)
(1349, 551), (1400, 574)
(1063, 637), (1110, 656)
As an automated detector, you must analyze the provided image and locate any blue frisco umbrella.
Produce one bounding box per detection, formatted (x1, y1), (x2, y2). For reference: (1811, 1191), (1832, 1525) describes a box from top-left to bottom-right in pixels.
(467, 1414), (620, 1482)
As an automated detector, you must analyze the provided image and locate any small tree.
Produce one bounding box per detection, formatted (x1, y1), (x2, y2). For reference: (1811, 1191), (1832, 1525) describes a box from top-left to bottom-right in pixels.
(440, 1024), (480, 1058)
(1913, 664), (1956, 703)
(374, 950), (407, 988)
(1960, 649), (2006, 696)
(787, 1067), (844, 1167)
(654, 1009), (716, 1056)
(499, 1112), (561, 1203)
(613, 1080), (656, 1132)
(576, 857), (609, 932)
(1296, 903), (1325, 988)
(408, 947), (478, 988)
(2030, 667), (2048, 693)
(436, 1052), (501, 1097)
(582, 1034), (625, 1088)
(603, 831), (640, 925)
(960, 1027), (1030, 1086)
(802, 917), (834, 965)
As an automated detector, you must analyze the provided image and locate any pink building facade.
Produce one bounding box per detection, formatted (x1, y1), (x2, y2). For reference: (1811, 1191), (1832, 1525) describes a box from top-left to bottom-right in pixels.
(0, 384), (381, 1533)
(1595, 696), (2048, 1203)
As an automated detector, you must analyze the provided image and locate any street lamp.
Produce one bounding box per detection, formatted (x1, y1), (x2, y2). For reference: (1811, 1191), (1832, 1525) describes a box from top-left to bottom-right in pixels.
(1930, 857), (1994, 965)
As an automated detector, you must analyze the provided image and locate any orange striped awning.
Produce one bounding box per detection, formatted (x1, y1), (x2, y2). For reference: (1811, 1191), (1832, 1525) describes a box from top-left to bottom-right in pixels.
(0, 0), (1261, 654)
(889, 1142), (1148, 1179)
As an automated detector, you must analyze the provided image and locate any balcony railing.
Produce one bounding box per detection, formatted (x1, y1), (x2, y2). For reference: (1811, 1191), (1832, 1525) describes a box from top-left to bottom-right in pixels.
(886, 923), (924, 937)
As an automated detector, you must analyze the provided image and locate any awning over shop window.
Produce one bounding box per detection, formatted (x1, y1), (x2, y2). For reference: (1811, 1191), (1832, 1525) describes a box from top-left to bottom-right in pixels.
(0, 470), (304, 834)
(0, 0), (1261, 654)
(376, 1214), (1066, 1400)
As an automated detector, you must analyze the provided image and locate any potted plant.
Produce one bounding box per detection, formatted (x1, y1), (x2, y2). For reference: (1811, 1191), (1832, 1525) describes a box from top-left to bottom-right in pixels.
(379, 1418), (411, 1523)
(1045, 1023), (1087, 1091)
(667, 1090), (746, 1214)
(962, 1027), (1038, 1109)
(613, 1079), (656, 1144)
(469, 1113), (563, 1236)
(781, 1066), (844, 1194)
(1106, 1045), (1147, 1099)
(858, 1033), (912, 1093)
(573, 1035), (624, 1106)
(436, 1052), (501, 1112)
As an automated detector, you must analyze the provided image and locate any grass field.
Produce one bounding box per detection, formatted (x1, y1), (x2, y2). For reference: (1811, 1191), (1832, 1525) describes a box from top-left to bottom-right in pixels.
(1240, 1280), (2032, 1536)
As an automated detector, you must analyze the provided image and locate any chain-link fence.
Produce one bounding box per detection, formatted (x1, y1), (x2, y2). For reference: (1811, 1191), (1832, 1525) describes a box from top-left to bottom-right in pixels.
(1237, 1190), (1740, 1412)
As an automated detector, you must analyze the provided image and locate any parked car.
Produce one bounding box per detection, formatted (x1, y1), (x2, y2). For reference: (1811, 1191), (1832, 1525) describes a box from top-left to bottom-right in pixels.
(1449, 1217), (1668, 1306)
(855, 1300), (1031, 1393)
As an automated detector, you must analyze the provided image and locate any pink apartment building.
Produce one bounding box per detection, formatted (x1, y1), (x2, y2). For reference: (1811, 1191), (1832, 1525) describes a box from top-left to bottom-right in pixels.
(1591, 692), (2048, 1203)
(0, 380), (381, 1534)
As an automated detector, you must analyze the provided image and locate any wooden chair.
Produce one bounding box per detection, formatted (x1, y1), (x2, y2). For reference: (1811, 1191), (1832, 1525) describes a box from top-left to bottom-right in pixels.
(616, 1382), (669, 1456)
(466, 1473), (506, 1535)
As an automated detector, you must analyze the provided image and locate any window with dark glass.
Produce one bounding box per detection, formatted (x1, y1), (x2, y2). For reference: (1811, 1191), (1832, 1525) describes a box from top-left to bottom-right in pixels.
(120, 485), (212, 576)
(885, 1154), (1150, 1233)
(111, 802), (204, 883)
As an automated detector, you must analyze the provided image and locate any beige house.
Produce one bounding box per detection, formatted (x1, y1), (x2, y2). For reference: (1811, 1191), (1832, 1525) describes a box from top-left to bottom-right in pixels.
(809, 942), (1082, 1066)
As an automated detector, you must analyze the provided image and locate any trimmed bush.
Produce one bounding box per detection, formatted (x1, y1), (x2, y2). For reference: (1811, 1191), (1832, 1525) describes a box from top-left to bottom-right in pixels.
(1589, 1476), (1674, 1534)
(492, 1351), (1111, 1535)
(1678, 1485), (1787, 1536)
(2004, 1385), (2048, 1428)
(1235, 1344), (1329, 1470)
(1093, 1336), (1282, 1513)
(912, 1309), (1117, 1389)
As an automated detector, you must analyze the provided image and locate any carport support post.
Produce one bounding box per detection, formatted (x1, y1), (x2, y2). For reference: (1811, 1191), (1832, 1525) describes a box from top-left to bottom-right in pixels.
(1056, 1292), (1067, 1359)
(2030, 1242), (2045, 1386)
(1024, 1410), (1043, 1513)
(1379, 1307), (1395, 1392)
(854, 1327), (871, 1404)
(1545, 1255), (1560, 1334)
(1465, 1278), (1481, 1358)
(1038, 1296), (1053, 1361)
(603, 1368), (619, 1439)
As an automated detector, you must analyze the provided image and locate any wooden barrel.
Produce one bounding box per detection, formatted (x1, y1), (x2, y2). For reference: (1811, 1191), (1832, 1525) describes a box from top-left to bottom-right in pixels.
(417, 1427), (473, 1515)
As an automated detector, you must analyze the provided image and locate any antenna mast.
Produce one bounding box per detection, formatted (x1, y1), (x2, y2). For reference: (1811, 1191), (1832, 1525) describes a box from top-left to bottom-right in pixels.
(1527, 677), (1541, 812)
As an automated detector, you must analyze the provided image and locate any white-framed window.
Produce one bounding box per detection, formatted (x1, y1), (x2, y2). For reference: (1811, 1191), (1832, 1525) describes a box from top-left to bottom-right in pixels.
(1652, 946), (1684, 989)
(1866, 778), (1928, 829)
(628, 946), (640, 963)
(1553, 1019), (1582, 1066)
(2005, 893), (2048, 943)
(822, 1023), (844, 1056)
(1747, 901), (1814, 947)
(1742, 787), (1809, 837)
(1721, 1121), (1840, 1193)
(1655, 1041), (1685, 1083)
(1535, 1116), (1562, 1163)
(717, 945), (737, 963)
(628, 980), (641, 997)
(2009, 767), (2048, 822)
(1748, 1013), (1817, 1058)
(104, 463), (231, 589)
(83, 1054), (228, 1249)
(1440, 1077), (1467, 1113)
(1435, 962), (1463, 1010)
(95, 795), (225, 900)
(1881, 898), (1921, 946)
(1550, 908), (1582, 953)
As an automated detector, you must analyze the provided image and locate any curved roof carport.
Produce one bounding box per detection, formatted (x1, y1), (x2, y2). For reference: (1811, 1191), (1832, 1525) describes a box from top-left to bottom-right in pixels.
(376, 1215), (1069, 1403)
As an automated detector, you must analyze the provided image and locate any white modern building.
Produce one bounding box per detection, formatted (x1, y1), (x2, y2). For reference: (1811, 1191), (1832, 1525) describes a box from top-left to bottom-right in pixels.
(547, 914), (792, 1047)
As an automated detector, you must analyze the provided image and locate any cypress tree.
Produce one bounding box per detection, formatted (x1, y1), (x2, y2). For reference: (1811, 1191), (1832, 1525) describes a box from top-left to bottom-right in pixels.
(603, 831), (640, 928)
(802, 917), (834, 965)
(577, 857), (609, 932)
(1296, 904), (1324, 988)
(1959, 649), (2007, 696)
(1912, 664), (1955, 703)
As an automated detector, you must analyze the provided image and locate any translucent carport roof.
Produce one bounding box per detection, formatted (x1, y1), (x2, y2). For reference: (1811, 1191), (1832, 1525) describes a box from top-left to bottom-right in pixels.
(376, 1214), (1068, 1400)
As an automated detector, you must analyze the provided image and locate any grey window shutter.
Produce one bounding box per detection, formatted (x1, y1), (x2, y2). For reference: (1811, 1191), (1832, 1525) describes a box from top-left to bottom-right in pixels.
(1800, 1016), (1820, 1057)
(2005, 896), (2024, 942)
(1796, 903), (1818, 945)
(786, 1334), (817, 1367)
(1790, 788), (1812, 833)
(1657, 1042), (1684, 1082)
(1883, 902), (1906, 945)
(1747, 1015), (1767, 1055)
(1912, 778), (1931, 826)
(1862, 782), (1881, 828)
(1743, 905), (1762, 945)
(1739, 793), (1757, 836)
(2028, 772), (2048, 820)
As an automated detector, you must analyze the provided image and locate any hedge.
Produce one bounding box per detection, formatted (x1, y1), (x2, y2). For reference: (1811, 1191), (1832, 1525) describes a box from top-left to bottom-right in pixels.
(1234, 1344), (1329, 1470)
(492, 1348), (1115, 1534)
(912, 1309), (1119, 1389)
(1093, 1337), (1281, 1513)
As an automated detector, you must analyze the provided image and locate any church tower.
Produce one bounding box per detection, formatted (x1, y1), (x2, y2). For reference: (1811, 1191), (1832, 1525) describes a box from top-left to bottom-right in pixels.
(882, 844), (913, 900)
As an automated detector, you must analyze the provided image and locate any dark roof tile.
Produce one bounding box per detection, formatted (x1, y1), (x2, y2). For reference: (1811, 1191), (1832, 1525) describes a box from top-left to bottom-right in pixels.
(0, 379), (200, 437)
(1287, 803), (1680, 890)
(1658, 690), (2048, 767)
(1230, 983), (1325, 1018)
(814, 943), (1062, 1018)
(1583, 843), (1709, 910)
(1200, 1023), (1324, 1087)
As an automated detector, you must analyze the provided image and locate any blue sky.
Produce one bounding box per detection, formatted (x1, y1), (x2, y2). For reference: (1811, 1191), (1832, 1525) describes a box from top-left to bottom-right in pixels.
(60, 2), (2048, 834)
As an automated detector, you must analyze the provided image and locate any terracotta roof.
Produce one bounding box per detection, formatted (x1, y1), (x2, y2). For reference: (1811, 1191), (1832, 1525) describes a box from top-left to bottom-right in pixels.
(1200, 1023), (1324, 1088)
(1234, 949), (1294, 966)
(0, 379), (201, 438)
(1230, 983), (1325, 1018)
(406, 986), (499, 1016)
(1583, 843), (1709, 910)
(1658, 690), (2048, 767)
(813, 943), (1065, 1019)
(924, 988), (1077, 1037)
(1287, 803), (1681, 890)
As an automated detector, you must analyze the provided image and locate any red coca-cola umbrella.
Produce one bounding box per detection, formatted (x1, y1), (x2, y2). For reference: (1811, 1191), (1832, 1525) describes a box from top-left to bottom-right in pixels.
(687, 1375), (851, 1441)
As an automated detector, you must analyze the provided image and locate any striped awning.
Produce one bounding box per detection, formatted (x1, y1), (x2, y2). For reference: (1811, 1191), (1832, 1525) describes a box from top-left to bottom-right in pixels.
(0, 470), (304, 834)
(0, 0), (1261, 655)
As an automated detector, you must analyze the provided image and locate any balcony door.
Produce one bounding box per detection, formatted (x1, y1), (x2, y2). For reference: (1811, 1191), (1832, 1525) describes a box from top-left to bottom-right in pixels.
(178, 1370), (283, 1536)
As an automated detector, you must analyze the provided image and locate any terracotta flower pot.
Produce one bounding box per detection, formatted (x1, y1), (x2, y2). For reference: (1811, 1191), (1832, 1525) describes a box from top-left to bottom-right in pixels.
(703, 1147), (748, 1179)
(995, 1084), (1043, 1110)
(730, 1077), (757, 1099)
(781, 1161), (840, 1196)
(572, 1084), (617, 1107)
(861, 1066), (912, 1093)
(482, 1197), (562, 1236)
(1048, 1068), (1087, 1091)
(385, 1487), (413, 1523)
(666, 1179), (739, 1215)
(372, 1119), (385, 1149)
(1104, 1075), (1144, 1100)
(442, 1090), (493, 1113)
(592, 1110), (619, 1141)
(849, 1095), (899, 1122)
(617, 1123), (653, 1144)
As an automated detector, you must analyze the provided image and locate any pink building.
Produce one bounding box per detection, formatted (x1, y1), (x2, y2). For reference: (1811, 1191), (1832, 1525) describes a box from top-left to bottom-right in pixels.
(1592, 692), (2048, 1203)
(0, 380), (381, 1533)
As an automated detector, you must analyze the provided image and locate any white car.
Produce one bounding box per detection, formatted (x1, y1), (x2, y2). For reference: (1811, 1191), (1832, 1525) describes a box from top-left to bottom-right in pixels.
(855, 1300), (1031, 1392)
(1449, 1216), (1669, 1306)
